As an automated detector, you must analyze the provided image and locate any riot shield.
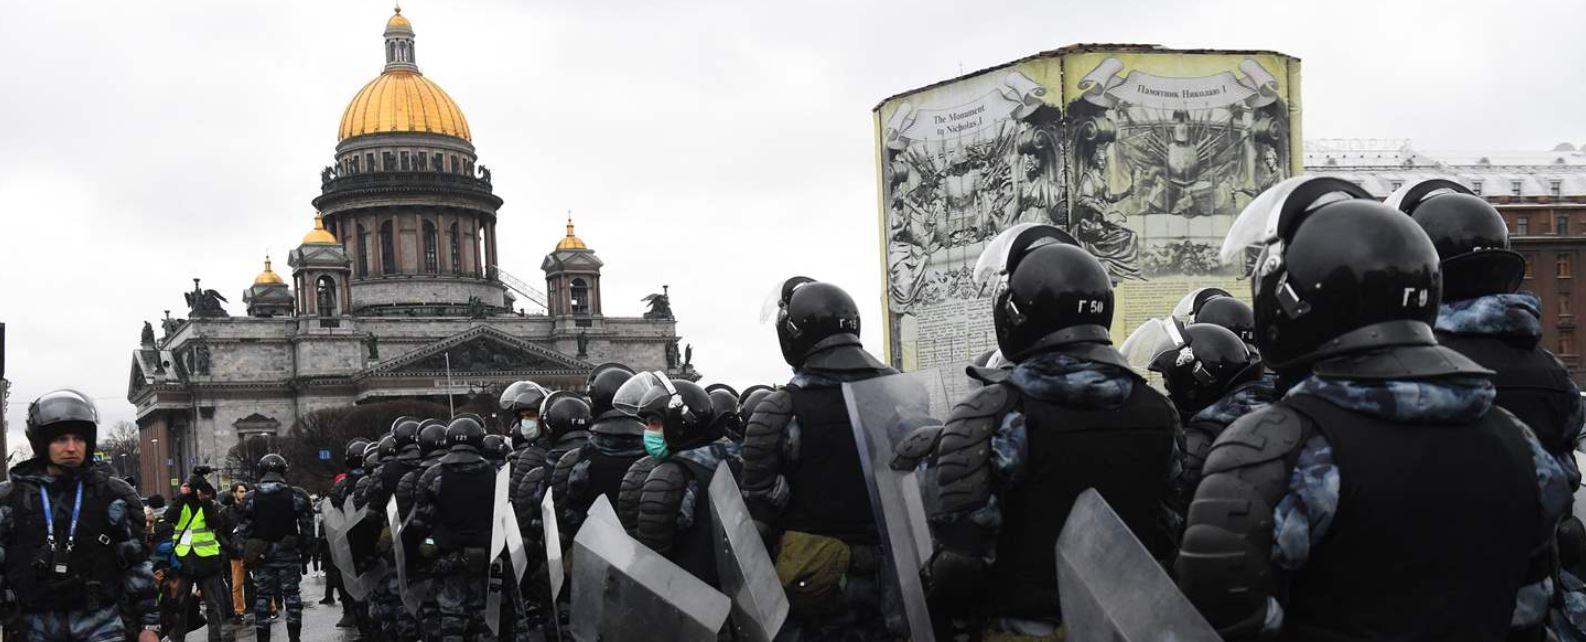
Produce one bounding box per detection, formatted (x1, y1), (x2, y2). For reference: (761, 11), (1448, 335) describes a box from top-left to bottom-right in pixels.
(708, 461), (787, 641)
(386, 496), (429, 617)
(485, 465), (515, 636)
(323, 497), (372, 600)
(1056, 489), (1220, 641)
(841, 372), (944, 642)
(344, 496), (389, 598)
(1573, 451), (1586, 520)
(542, 486), (565, 601)
(569, 496), (731, 641)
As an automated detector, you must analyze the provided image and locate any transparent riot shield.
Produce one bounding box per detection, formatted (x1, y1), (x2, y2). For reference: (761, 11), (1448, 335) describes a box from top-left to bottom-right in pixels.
(343, 496), (388, 599)
(1573, 451), (1586, 520)
(542, 487), (565, 602)
(569, 496), (731, 641)
(323, 496), (372, 600)
(1056, 489), (1220, 641)
(485, 465), (515, 637)
(708, 461), (788, 641)
(841, 371), (947, 642)
(386, 496), (427, 617)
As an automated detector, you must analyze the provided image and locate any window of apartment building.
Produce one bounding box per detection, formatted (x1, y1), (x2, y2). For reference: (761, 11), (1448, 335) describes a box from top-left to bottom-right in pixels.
(1472, 180), (1483, 196)
(1558, 253), (1573, 278)
(1559, 215), (1571, 236)
(1512, 180), (1524, 197)
(1551, 180), (1563, 199)
(1516, 216), (1530, 236)
(1562, 292), (1573, 317)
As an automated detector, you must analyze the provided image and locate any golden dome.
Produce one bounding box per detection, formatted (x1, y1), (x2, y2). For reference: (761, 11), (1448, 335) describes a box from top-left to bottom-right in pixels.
(556, 215), (587, 250)
(303, 213), (339, 245)
(386, 9), (411, 31)
(339, 70), (470, 141)
(254, 256), (285, 286)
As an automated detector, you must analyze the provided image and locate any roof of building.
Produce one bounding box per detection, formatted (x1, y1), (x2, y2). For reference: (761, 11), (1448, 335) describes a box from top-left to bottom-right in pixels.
(338, 10), (471, 142)
(556, 216), (587, 251)
(1304, 139), (1586, 198)
(253, 256), (285, 286)
(302, 213), (338, 245)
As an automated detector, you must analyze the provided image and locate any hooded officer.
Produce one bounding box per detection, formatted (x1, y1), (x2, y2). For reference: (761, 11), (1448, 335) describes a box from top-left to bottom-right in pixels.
(621, 372), (742, 588)
(919, 224), (1181, 638)
(1177, 176), (1567, 640)
(235, 454), (314, 642)
(1391, 180), (1586, 555)
(739, 276), (898, 637)
(326, 438), (370, 630)
(408, 414), (500, 642)
(357, 418), (425, 642)
(0, 390), (160, 641)
(550, 363), (648, 536)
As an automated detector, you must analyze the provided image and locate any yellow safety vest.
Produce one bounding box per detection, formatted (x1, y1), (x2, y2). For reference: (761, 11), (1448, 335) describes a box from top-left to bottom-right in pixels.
(173, 504), (220, 558)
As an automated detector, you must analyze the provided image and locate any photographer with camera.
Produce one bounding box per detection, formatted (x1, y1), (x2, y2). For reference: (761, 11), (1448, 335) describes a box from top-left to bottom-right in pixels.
(160, 465), (230, 642)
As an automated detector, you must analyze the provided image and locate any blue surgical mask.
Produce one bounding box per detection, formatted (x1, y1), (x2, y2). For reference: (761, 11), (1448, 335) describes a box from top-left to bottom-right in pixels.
(519, 419), (540, 442)
(643, 432), (670, 460)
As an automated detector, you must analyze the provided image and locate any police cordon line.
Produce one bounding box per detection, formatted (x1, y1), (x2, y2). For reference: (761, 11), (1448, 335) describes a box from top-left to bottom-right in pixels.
(7, 175), (1586, 641)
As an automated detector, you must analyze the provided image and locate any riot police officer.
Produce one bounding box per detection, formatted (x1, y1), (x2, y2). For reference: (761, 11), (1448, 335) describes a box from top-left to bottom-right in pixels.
(482, 435), (511, 469)
(616, 373), (740, 589)
(408, 415), (500, 642)
(500, 381), (551, 509)
(920, 224), (1181, 638)
(0, 390), (160, 642)
(523, 392), (592, 523)
(704, 384), (745, 442)
(235, 454), (314, 642)
(551, 363), (647, 536)
(395, 419), (449, 637)
(740, 277), (898, 637)
(327, 438), (370, 630)
(1177, 176), (1567, 639)
(358, 418), (425, 642)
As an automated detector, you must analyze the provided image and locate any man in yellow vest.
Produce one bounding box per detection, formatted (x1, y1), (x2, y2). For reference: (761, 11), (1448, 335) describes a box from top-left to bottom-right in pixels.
(161, 467), (231, 642)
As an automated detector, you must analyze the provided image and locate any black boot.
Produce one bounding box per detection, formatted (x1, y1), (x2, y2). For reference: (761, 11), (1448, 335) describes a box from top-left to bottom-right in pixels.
(288, 623), (302, 642)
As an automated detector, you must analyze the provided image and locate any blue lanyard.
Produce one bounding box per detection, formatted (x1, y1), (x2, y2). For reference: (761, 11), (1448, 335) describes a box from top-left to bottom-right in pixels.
(39, 481), (84, 551)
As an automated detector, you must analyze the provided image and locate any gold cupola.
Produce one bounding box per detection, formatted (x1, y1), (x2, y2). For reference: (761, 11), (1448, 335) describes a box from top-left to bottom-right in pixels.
(253, 256), (285, 285)
(302, 213), (339, 245)
(337, 7), (471, 142)
(556, 215), (588, 251)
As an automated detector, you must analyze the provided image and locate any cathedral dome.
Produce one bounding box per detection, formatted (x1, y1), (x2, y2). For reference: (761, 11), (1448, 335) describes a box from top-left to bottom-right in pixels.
(253, 256), (285, 285)
(337, 9), (471, 142)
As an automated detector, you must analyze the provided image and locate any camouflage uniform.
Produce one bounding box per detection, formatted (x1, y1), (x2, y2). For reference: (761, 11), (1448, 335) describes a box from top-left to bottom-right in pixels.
(236, 479), (315, 642)
(409, 456), (498, 642)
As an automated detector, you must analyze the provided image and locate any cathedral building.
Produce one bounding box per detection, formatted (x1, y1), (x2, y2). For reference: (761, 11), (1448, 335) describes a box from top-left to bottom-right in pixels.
(126, 9), (687, 493)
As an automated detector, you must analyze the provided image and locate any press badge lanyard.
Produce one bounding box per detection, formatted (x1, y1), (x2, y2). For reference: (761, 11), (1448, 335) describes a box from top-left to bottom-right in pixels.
(40, 481), (85, 553)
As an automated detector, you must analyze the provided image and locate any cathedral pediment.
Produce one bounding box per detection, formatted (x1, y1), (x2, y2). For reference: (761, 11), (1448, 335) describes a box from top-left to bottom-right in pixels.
(366, 325), (588, 376)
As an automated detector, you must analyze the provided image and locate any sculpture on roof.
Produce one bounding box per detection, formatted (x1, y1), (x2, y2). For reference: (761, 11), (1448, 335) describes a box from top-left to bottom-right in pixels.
(642, 285), (673, 320)
(185, 279), (230, 318)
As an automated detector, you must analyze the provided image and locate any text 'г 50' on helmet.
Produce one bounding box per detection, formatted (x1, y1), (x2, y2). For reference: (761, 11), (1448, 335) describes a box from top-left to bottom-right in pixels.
(1386, 178), (1525, 302)
(1222, 175), (1442, 373)
(974, 223), (1113, 361)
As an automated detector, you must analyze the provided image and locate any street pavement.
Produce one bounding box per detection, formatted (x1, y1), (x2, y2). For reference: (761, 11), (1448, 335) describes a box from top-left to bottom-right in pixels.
(188, 571), (360, 642)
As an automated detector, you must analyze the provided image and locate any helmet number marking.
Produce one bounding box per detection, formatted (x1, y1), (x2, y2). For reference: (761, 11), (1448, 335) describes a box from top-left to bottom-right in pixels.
(1402, 287), (1429, 308)
(1076, 300), (1105, 315)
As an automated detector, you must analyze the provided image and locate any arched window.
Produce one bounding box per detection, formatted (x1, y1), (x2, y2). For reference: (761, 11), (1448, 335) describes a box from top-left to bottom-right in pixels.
(422, 220), (438, 274)
(449, 222), (462, 275)
(380, 221), (396, 274)
(356, 225), (369, 278)
(571, 278), (589, 315)
(387, 41), (395, 62)
(316, 276), (337, 316)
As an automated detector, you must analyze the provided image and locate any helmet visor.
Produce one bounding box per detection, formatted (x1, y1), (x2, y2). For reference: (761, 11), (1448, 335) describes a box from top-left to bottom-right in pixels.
(613, 371), (676, 418)
(1119, 318), (1186, 372)
(760, 276), (817, 324)
(971, 223), (1080, 291)
(1170, 288), (1232, 326)
(1219, 175), (1370, 265)
(29, 390), (99, 428)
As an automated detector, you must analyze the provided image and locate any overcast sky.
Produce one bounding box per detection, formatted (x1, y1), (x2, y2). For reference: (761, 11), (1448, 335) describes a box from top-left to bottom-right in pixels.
(2, 0), (1583, 451)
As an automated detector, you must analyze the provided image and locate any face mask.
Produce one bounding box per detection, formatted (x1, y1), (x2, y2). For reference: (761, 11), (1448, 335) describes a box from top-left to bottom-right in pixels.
(519, 419), (540, 442)
(643, 432), (670, 460)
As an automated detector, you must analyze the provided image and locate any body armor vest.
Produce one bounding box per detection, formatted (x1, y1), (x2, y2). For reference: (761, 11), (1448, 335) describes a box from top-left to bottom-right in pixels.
(1439, 331), (1580, 455)
(578, 445), (645, 515)
(433, 464), (495, 550)
(252, 488), (297, 542)
(1281, 394), (1540, 641)
(6, 478), (125, 611)
(780, 386), (877, 543)
(988, 381), (1178, 619)
(668, 457), (724, 589)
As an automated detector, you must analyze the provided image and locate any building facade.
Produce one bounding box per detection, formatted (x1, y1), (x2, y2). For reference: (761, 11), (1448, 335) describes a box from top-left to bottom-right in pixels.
(127, 9), (690, 494)
(1306, 139), (1586, 385)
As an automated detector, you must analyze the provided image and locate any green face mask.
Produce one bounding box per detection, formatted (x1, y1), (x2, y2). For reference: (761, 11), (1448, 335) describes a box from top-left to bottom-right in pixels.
(643, 432), (670, 460)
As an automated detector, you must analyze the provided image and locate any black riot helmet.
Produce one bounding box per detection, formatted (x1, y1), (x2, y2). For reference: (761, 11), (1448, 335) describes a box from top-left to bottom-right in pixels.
(25, 389), (100, 460)
(1148, 323), (1263, 417)
(770, 277), (862, 368)
(541, 392), (593, 439)
(1386, 178), (1525, 301)
(586, 363), (637, 416)
(1193, 296), (1257, 347)
(738, 385), (774, 419)
(258, 453), (288, 480)
(705, 384), (743, 441)
(445, 414), (487, 452)
(376, 435), (397, 461)
(482, 434), (510, 464)
(363, 441), (382, 468)
(418, 420), (448, 458)
(976, 224), (1114, 361)
(661, 380), (720, 451)
(499, 381), (549, 414)
(392, 418), (423, 456)
(344, 439), (371, 469)
(1227, 176), (1443, 373)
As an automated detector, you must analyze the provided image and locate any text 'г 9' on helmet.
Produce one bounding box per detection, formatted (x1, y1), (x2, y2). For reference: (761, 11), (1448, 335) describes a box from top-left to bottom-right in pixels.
(1194, 296), (1257, 347)
(1222, 175), (1444, 372)
(445, 414), (487, 451)
(765, 276), (862, 368)
(418, 420), (448, 458)
(25, 389), (100, 458)
(344, 439), (371, 469)
(974, 223), (1115, 362)
(1385, 177), (1526, 302)
(541, 391), (593, 439)
(586, 363), (637, 417)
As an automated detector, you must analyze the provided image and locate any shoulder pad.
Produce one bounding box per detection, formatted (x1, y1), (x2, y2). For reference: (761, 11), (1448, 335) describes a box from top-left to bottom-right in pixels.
(746, 390), (794, 425)
(946, 383), (1018, 423)
(742, 390), (794, 473)
(555, 448), (581, 472)
(618, 457), (660, 534)
(1202, 404), (1310, 476)
(891, 424), (944, 471)
(636, 461), (690, 553)
(102, 476), (141, 506)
